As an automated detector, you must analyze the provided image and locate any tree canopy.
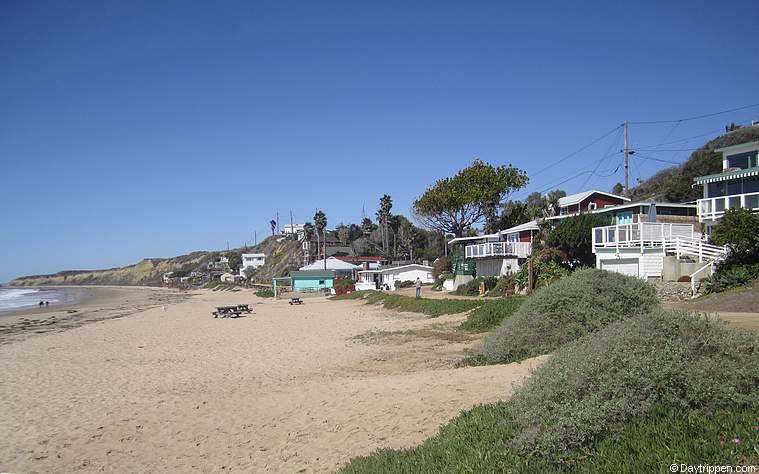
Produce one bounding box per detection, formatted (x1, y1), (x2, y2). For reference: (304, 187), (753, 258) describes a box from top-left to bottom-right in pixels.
(413, 159), (528, 236)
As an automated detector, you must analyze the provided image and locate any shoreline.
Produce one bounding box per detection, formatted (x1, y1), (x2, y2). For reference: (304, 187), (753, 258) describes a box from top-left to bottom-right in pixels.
(0, 285), (192, 345)
(0, 285), (176, 318)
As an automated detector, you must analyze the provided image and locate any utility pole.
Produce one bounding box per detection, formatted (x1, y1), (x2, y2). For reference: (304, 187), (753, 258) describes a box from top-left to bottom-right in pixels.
(276, 212), (279, 234)
(289, 210), (293, 233)
(623, 120), (629, 197)
(254, 231), (257, 246)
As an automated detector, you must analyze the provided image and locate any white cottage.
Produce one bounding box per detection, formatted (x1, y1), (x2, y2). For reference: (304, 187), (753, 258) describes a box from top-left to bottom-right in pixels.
(356, 264), (434, 291)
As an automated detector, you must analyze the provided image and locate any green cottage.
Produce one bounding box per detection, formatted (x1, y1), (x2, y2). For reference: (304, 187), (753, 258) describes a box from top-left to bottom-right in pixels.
(273, 270), (336, 296)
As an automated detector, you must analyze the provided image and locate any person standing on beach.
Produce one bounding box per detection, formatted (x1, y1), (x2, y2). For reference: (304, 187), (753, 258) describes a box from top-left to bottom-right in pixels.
(415, 277), (422, 299)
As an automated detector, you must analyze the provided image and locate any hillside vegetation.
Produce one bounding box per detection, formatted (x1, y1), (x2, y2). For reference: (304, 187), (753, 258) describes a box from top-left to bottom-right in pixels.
(628, 125), (759, 202)
(8, 235), (303, 287)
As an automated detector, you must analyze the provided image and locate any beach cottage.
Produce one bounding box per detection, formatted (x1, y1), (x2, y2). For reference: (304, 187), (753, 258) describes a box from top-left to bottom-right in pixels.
(299, 257), (360, 278)
(289, 270), (336, 292)
(356, 264), (434, 291)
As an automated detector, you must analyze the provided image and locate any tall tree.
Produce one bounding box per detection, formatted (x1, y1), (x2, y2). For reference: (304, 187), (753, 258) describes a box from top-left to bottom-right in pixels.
(269, 219), (277, 236)
(413, 159), (528, 236)
(337, 224), (350, 246)
(361, 217), (376, 235)
(314, 210), (327, 262)
(378, 195), (393, 254)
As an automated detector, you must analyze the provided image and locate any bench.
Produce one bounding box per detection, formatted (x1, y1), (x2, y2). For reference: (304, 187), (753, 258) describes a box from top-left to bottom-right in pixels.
(289, 297), (303, 305)
(237, 304), (252, 313)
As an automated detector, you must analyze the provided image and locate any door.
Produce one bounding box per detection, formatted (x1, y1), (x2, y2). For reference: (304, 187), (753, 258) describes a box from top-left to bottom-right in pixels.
(601, 258), (639, 277)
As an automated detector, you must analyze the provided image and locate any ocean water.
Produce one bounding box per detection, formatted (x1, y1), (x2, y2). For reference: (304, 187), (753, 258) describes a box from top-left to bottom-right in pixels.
(0, 288), (78, 312)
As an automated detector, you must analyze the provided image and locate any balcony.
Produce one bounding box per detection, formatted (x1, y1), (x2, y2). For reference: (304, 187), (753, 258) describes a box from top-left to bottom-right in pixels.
(592, 222), (696, 250)
(697, 192), (759, 222)
(464, 241), (532, 259)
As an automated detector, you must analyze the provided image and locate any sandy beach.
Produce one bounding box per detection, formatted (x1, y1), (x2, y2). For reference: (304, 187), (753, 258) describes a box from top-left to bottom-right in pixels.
(0, 288), (544, 472)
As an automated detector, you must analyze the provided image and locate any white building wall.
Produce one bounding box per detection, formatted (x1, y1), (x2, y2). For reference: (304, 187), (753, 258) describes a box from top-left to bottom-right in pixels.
(382, 267), (434, 290)
(595, 248), (664, 280)
(475, 258), (521, 277)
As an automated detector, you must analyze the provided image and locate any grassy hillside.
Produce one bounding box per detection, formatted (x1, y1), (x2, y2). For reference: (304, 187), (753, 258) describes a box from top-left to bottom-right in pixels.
(628, 124), (759, 202)
(9, 251), (214, 287)
(8, 235), (304, 287)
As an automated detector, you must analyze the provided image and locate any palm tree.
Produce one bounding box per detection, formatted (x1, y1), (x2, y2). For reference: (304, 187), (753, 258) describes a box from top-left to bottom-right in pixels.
(378, 195), (393, 254)
(314, 210), (327, 265)
(270, 219), (277, 236)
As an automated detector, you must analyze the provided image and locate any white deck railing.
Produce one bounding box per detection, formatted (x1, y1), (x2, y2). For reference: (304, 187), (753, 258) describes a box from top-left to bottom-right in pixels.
(465, 241), (532, 259)
(592, 222), (729, 262)
(697, 191), (759, 222)
(592, 222), (696, 250)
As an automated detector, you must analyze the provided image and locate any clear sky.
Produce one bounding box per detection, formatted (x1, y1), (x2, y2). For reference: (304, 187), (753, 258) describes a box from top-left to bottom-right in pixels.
(2, 0), (758, 282)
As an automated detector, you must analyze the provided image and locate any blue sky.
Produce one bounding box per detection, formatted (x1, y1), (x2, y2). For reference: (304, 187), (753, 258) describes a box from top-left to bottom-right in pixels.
(2, 0), (758, 282)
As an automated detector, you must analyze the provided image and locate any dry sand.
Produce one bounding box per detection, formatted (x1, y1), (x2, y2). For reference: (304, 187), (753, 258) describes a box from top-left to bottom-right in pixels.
(0, 288), (544, 472)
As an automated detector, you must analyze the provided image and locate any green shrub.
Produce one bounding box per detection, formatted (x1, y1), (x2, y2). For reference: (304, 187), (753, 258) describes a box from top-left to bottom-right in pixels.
(331, 290), (377, 300)
(453, 277), (498, 296)
(704, 262), (759, 293)
(333, 278), (356, 292)
(396, 280), (415, 289)
(339, 403), (759, 473)
(255, 289), (274, 298)
(459, 296), (524, 332)
(476, 268), (658, 364)
(490, 274), (516, 296)
(509, 309), (759, 457)
(358, 292), (483, 317)
(513, 256), (570, 291)
(713, 208), (759, 264)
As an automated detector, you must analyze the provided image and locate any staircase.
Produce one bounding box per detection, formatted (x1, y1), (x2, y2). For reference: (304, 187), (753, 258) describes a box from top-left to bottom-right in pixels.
(662, 236), (729, 296)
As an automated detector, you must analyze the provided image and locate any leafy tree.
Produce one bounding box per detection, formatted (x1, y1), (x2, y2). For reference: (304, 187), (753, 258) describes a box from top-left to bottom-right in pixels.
(546, 213), (610, 266)
(413, 159), (528, 236)
(303, 222), (314, 242)
(244, 266), (257, 280)
(337, 225), (350, 245)
(611, 182), (624, 195)
(269, 219), (277, 236)
(226, 252), (242, 272)
(713, 208), (759, 264)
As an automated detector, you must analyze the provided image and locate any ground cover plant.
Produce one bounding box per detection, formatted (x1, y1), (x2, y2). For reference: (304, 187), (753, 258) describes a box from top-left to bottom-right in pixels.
(254, 289), (274, 298)
(458, 296), (524, 332)
(340, 309), (759, 472)
(476, 268), (658, 364)
(365, 292), (484, 317)
(330, 290), (377, 300)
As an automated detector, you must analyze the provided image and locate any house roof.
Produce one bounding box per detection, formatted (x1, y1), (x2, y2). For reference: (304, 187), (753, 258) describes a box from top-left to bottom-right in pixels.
(447, 233), (499, 245)
(546, 201), (697, 220)
(299, 257), (360, 271)
(242, 253), (265, 258)
(558, 190), (629, 207)
(693, 166), (759, 185)
(714, 140), (759, 154)
(288, 270), (336, 278)
(333, 255), (386, 262)
(499, 220), (540, 235)
(358, 264), (433, 274)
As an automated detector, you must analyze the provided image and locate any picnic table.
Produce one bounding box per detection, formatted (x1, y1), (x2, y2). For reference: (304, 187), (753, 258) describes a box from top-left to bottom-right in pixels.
(289, 297), (303, 305)
(237, 304), (251, 313)
(213, 305), (242, 318)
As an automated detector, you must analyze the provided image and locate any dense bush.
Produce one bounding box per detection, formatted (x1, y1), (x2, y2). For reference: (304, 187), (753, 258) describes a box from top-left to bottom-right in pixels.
(331, 290), (377, 300)
(513, 255), (569, 291)
(509, 309), (759, 457)
(713, 208), (759, 264)
(333, 278), (356, 291)
(362, 292), (483, 317)
(490, 274), (516, 296)
(453, 276), (498, 296)
(432, 256), (451, 280)
(254, 289), (274, 298)
(546, 213), (610, 266)
(476, 268), (658, 364)
(704, 262), (759, 293)
(395, 280), (415, 289)
(459, 296), (524, 332)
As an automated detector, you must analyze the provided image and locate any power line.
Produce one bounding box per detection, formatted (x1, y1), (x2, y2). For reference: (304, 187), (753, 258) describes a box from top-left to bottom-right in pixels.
(629, 102), (759, 125)
(633, 153), (683, 165)
(528, 124), (622, 179)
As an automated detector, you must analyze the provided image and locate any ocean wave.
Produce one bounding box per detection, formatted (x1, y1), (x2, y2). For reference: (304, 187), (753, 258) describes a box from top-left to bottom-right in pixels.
(0, 288), (40, 300)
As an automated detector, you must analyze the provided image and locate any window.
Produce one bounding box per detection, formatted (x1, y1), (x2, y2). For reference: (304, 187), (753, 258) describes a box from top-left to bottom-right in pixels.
(746, 194), (759, 210)
(708, 182), (726, 198)
(726, 151), (758, 170)
(588, 202), (597, 210)
(318, 280), (325, 285)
